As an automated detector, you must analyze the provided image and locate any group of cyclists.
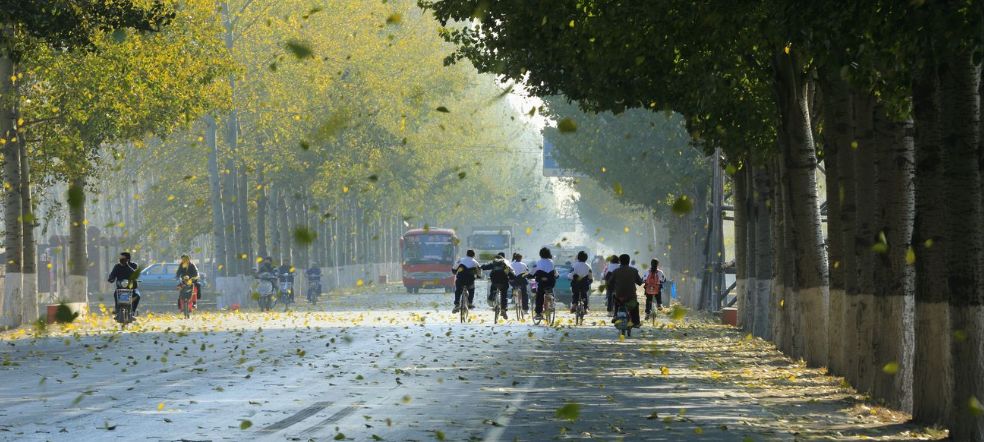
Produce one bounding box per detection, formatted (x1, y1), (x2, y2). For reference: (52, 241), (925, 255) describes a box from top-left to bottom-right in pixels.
(451, 246), (669, 327)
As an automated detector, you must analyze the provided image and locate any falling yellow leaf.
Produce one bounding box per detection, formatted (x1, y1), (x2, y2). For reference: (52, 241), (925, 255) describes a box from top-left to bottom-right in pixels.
(356, 279), (364, 287)
(660, 366), (670, 375)
(624, 226), (630, 233)
(882, 362), (899, 375)
(167, 195), (176, 201)
(905, 247), (916, 265)
(525, 227), (532, 236)
(342, 186), (349, 193)
(157, 402), (165, 411)
(783, 43), (791, 54)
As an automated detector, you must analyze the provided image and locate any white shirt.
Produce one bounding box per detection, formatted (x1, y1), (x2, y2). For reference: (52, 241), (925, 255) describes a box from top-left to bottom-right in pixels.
(535, 258), (555, 273)
(568, 261), (591, 280)
(603, 262), (620, 275)
(643, 269), (667, 283)
(456, 257), (479, 269)
(510, 261), (528, 275)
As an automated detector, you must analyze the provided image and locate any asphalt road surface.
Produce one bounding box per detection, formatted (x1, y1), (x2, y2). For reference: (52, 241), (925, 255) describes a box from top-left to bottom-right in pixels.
(0, 285), (940, 441)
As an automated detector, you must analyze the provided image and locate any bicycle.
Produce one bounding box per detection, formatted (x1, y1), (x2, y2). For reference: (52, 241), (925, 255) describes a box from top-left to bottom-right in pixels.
(511, 283), (526, 322)
(534, 288), (556, 326)
(614, 302), (632, 338)
(459, 288), (470, 323)
(573, 294), (587, 326)
(491, 285), (504, 324)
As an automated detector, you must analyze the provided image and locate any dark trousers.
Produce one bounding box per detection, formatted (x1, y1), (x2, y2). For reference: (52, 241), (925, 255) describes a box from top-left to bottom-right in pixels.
(645, 291), (663, 313)
(490, 282), (509, 308)
(615, 297), (640, 327)
(534, 282), (555, 315)
(510, 280), (529, 310)
(606, 285), (615, 312)
(454, 281), (475, 307)
(571, 279), (591, 309)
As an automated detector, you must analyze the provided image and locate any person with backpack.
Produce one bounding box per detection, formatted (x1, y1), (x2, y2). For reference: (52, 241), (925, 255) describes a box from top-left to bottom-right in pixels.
(642, 258), (667, 318)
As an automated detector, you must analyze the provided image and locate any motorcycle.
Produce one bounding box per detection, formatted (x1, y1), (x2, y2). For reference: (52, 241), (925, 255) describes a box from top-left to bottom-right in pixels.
(255, 272), (277, 312)
(177, 276), (198, 319)
(306, 277), (322, 304)
(278, 272), (294, 311)
(113, 280), (136, 329)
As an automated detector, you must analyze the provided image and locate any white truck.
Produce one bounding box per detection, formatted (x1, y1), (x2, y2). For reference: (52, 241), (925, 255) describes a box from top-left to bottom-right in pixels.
(467, 226), (514, 261)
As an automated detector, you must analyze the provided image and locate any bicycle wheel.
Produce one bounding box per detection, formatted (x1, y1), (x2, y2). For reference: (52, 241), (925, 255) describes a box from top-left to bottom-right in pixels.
(513, 289), (524, 322)
(183, 298), (191, 319)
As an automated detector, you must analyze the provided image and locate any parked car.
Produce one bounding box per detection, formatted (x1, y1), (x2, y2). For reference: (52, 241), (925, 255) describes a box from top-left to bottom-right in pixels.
(138, 263), (208, 292)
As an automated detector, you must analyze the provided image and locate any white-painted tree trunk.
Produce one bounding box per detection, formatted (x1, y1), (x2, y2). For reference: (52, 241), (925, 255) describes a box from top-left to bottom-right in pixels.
(21, 273), (37, 323)
(1, 273), (23, 329)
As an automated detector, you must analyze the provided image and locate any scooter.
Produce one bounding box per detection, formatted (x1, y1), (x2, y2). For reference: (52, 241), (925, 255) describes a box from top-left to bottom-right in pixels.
(114, 280), (136, 329)
(306, 277), (322, 304)
(177, 276), (198, 319)
(255, 272), (277, 311)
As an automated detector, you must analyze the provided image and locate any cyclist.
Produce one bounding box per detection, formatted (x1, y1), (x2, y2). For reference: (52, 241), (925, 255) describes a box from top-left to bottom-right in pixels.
(107, 252), (141, 316)
(509, 253), (530, 312)
(642, 258), (668, 316)
(175, 254), (201, 309)
(452, 249), (480, 313)
(567, 251), (592, 313)
(481, 252), (513, 319)
(603, 255), (620, 313)
(607, 254), (643, 328)
(531, 247), (559, 322)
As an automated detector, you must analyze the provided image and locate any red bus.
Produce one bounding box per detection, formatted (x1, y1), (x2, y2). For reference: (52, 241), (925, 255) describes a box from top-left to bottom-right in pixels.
(401, 228), (458, 293)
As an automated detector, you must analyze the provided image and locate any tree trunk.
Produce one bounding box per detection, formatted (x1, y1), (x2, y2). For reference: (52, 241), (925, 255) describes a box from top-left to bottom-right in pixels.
(836, 95), (861, 387)
(773, 51), (829, 367)
(0, 49), (23, 329)
(67, 177), (88, 304)
(270, 186), (280, 262)
(770, 157), (789, 353)
(870, 107), (915, 411)
(223, 157), (240, 274)
(940, 50), (984, 441)
(911, 60), (952, 425)
(751, 160), (773, 339)
(205, 115), (228, 277)
(237, 166), (251, 267)
(278, 189), (291, 265)
(849, 93), (878, 394)
(256, 175), (268, 259)
(821, 72), (852, 377)
(19, 138), (37, 323)
(733, 161), (750, 330)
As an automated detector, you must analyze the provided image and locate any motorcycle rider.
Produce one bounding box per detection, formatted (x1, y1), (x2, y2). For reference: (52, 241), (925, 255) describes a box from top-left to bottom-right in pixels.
(481, 252), (513, 319)
(306, 263), (322, 301)
(107, 252), (141, 316)
(257, 256), (275, 275)
(175, 254), (201, 310)
(277, 261), (295, 302)
(452, 249), (480, 313)
(509, 253), (530, 312)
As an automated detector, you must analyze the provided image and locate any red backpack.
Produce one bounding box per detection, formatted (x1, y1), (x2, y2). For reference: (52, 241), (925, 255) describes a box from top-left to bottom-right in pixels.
(644, 270), (661, 295)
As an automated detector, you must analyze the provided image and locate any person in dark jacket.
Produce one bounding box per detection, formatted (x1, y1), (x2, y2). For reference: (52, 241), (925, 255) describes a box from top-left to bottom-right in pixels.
(452, 249), (480, 312)
(175, 254), (201, 308)
(108, 252), (141, 315)
(481, 252), (513, 319)
(606, 254), (642, 328)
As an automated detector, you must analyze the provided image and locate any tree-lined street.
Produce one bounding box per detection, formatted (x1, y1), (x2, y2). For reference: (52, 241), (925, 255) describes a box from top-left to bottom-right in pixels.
(1, 288), (940, 441)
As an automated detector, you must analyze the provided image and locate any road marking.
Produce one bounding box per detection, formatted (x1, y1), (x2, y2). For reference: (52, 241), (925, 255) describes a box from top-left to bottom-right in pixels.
(259, 401), (332, 433)
(299, 401), (364, 435)
(482, 377), (538, 442)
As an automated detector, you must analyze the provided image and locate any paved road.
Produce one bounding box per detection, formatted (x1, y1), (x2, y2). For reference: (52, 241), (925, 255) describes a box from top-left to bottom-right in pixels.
(0, 287), (939, 441)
